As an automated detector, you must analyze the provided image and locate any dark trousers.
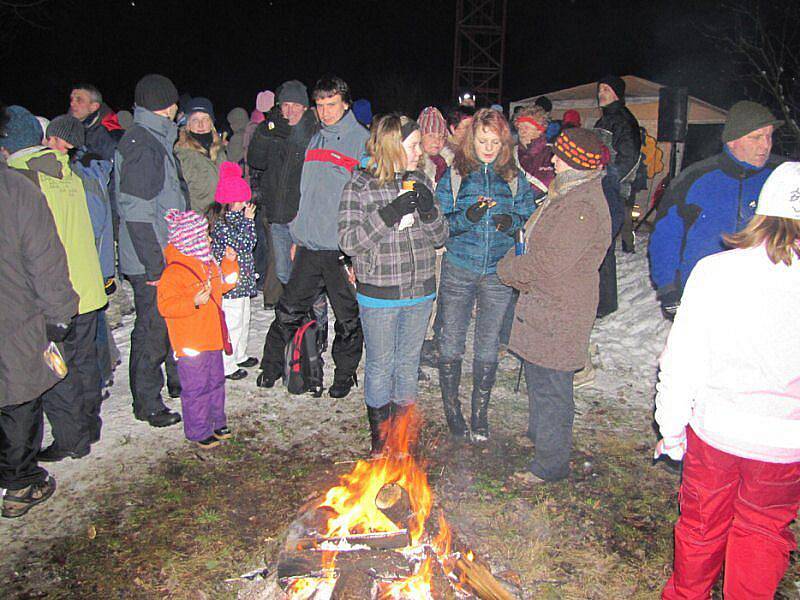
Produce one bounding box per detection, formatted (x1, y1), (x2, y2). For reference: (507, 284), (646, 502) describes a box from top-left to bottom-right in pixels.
(0, 398), (48, 490)
(128, 275), (179, 417)
(42, 310), (100, 453)
(260, 247), (362, 385)
(524, 361), (575, 481)
(598, 171), (623, 318)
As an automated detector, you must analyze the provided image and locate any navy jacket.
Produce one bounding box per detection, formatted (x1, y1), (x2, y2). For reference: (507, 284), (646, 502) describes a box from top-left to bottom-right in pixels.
(648, 149), (784, 295)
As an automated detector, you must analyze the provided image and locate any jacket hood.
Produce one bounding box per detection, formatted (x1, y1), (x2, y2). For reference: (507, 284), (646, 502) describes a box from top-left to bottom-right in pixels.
(227, 107), (249, 132)
(10, 147), (66, 179)
(133, 105), (178, 140)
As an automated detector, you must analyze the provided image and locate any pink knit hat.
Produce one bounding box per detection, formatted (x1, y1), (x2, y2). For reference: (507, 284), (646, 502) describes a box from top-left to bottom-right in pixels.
(165, 209), (213, 263)
(215, 162), (252, 204)
(417, 106), (447, 137)
(250, 109), (265, 124)
(256, 90), (275, 113)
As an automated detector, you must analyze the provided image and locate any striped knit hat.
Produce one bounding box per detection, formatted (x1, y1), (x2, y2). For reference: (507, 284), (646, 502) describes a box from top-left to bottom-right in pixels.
(417, 106), (447, 137)
(165, 209), (213, 263)
(553, 127), (609, 170)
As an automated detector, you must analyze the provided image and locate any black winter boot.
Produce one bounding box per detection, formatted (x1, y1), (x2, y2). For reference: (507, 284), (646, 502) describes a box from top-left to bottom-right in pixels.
(470, 361), (498, 441)
(367, 404), (394, 456)
(438, 361), (468, 439)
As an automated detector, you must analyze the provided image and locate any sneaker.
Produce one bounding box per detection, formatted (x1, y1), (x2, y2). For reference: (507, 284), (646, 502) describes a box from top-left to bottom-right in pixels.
(237, 357), (259, 368)
(511, 471), (547, 487)
(213, 427), (232, 440)
(225, 368), (248, 381)
(573, 362), (595, 389)
(2, 476), (57, 518)
(197, 436), (221, 449)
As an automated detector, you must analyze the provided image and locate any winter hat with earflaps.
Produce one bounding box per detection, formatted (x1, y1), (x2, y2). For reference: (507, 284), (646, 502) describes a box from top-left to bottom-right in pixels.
(215, 162), (251, 204)
(755, 161), (800, 220)
(165, 209), (213, 263)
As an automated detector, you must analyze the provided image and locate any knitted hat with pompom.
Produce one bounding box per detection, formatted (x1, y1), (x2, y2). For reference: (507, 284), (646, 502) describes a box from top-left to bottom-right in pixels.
(214, 161), (252, 204)
(165, 209), (213, 263)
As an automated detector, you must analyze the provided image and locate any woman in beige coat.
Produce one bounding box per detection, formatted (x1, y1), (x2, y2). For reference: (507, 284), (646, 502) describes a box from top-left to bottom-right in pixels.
(497, 127), (611, 482)
(174, 97), (226, 214)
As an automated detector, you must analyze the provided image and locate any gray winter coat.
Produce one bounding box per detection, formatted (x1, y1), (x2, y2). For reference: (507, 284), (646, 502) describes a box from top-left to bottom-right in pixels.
(115, 107), (186, 279)
(0, 160), (79, 407)
(290, 110), (368, 251)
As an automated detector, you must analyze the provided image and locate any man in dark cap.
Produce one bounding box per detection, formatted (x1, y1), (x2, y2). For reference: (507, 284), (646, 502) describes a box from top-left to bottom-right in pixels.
(115, 73), (185, 428)
(594, 75), (642, 318)
(649, 100), (785, 318)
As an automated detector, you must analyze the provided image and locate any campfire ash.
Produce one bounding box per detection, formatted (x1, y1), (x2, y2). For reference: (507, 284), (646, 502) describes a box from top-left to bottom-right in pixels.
(270, 406), (516, 600)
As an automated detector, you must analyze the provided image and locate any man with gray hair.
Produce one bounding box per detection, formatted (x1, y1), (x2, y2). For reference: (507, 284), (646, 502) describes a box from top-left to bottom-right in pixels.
(69, 83), (123, 161)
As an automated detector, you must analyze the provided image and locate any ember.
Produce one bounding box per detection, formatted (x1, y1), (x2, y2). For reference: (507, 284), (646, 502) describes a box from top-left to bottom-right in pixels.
(275, 405), (515, 599)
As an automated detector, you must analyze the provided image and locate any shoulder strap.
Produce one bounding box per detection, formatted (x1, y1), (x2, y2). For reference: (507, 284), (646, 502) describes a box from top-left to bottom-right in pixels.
(165, 261), (224, 311)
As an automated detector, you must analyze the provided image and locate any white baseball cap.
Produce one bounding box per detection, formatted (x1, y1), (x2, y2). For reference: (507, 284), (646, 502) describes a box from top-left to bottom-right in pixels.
(756, 162), (800, 220)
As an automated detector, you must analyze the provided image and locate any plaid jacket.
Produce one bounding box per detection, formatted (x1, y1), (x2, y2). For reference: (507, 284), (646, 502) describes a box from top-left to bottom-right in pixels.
(338, 169), (448, 300)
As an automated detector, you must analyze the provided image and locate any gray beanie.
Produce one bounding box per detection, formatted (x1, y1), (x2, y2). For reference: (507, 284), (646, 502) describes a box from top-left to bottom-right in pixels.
(276, 80), (309, 107)
(722, 101), (784, 143)
(135, 74), (179, 112)
(46, 114), (86, 148)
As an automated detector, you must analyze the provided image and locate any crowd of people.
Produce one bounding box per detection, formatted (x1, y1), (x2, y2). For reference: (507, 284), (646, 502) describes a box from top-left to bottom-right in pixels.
(1, 71), (799, 597)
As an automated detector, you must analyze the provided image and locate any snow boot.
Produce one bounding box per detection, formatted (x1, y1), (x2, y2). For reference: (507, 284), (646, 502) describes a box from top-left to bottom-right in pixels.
(438, 360), (468, 439)
(470, 360), (498, 441)
(573, 347), (596, 389)
(367, 404), (393, 456)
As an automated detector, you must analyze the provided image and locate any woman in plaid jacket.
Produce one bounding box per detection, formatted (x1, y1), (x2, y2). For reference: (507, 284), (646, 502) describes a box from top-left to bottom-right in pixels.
(339, 114), (448, 455)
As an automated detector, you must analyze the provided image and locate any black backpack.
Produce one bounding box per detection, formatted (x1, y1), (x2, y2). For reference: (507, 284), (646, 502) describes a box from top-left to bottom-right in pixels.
(283, 317), (324, 397)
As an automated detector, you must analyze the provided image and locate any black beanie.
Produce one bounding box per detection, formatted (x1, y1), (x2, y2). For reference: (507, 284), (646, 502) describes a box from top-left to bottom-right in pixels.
(598, 75), (625, 100)
(276, 80), (309, 107)
(135, 74), (179, 112)
(46, 114), (85, 148)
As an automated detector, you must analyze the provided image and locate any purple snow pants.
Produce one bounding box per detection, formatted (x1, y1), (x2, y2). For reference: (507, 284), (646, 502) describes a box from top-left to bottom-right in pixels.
(176, 351), (226, 441)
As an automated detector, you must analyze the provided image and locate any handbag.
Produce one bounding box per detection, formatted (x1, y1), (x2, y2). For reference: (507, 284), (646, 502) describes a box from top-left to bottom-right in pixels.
(167, 262), (233, 356)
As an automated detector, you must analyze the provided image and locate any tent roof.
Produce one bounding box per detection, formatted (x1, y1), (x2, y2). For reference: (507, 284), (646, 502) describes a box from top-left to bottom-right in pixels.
(512, 75), (728, 124)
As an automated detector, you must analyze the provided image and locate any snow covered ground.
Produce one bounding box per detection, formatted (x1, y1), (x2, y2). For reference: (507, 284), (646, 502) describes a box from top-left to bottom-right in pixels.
(0, 237), (672, 575)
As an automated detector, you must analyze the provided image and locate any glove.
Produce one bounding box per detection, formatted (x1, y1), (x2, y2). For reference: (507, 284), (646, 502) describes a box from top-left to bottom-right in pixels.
(654, 430), (687, 462)
(104, 277), (117, 296)
(266, 112), (291, 139)
(465, 200), (490, 223)
(46, 321), (71, 343)
(415, 184), (434, 214)
(492, 214), (513, 232)
(378, 191), (418, 227)
(658, 288), (682, 320)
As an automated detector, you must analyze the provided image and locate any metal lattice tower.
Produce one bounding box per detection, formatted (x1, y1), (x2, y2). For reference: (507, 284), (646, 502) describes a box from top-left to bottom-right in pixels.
(452, 0), (508, 106)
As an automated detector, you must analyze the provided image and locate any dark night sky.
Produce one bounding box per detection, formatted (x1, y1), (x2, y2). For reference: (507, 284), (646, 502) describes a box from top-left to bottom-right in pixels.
(1, 0), (746, 120)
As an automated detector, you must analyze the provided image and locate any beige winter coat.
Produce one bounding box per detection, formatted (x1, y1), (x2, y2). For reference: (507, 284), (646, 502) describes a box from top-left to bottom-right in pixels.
(497, 168), (611, 371)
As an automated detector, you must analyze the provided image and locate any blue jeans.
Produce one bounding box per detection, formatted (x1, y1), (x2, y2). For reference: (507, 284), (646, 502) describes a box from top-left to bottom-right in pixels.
(437, 258), (512, 364)
(359, 300), (432, 408)
(271, 223), (294, 285)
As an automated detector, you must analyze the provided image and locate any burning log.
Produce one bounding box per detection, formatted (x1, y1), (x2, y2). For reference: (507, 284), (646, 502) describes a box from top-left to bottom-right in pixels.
(294, 530), (411, 551)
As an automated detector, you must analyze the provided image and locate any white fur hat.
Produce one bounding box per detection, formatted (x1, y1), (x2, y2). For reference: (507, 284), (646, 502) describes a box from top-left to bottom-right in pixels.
(756, 162), (800, 220)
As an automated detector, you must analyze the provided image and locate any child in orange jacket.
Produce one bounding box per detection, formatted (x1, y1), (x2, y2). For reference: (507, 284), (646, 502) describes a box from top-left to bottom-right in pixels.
(157, 209), (239, 449)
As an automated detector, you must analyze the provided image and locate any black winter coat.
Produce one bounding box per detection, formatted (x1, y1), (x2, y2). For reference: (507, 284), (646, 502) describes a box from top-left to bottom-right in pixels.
(594, 100), (641, 179)
(247, 107), (319, 224)
(0, 160), (79, 407)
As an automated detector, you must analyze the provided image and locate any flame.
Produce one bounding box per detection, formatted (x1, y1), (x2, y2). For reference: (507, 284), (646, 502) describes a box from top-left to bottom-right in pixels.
(431, 513), (452, 557)
(318, 406), (432, 545)
(466, 550), (474, 561)
(379, 557), (433, 600)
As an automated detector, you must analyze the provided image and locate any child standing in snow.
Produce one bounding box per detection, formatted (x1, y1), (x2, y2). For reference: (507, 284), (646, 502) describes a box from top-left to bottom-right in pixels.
(207, 162), (258, 380)
(157, 209), (239, 449)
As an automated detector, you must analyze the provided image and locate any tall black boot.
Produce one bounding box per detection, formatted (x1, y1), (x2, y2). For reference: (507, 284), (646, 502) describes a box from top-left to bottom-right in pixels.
(367, 404), (393, 456)
(470, 360), (498, 441)
(438, 360), (468, 438)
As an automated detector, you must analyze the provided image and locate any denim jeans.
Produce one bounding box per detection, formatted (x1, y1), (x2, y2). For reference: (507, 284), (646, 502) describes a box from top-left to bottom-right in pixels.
(271, 223), (294, 285)
(524, 361), (574, 481)
(437, 258), (512, 364)
(359, 300), (432, 408)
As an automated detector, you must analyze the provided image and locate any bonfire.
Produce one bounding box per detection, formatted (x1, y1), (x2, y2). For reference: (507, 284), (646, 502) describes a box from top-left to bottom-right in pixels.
(275, 406), (515, 599)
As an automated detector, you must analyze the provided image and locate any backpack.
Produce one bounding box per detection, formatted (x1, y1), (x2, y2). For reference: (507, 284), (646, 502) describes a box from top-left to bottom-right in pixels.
(283, 317), (324, 397)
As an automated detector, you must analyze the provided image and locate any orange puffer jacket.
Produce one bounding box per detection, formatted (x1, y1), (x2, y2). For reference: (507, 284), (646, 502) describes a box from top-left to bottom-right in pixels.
(157, 244), (239, 357)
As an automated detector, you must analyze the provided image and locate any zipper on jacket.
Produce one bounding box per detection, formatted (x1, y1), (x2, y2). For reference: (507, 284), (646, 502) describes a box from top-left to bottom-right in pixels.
(736, 173), (745, 230)
(483, 164), (490, 274)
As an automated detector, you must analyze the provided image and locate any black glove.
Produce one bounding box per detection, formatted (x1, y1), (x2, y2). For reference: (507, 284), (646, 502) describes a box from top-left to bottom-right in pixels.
(465, 200), (490, 223)
(378, 191), (418, 227)
(492, 214), (513, 232)
(104, 277), (117, 296)
(266, 111), (291, 139)
(658, 288), (681, 321)
(46, 322), (71, 343)
(415, 185), (434, 213)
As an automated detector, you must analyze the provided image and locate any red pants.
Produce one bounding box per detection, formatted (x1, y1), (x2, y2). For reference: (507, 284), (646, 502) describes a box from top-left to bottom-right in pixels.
(663, 428), (800, 599)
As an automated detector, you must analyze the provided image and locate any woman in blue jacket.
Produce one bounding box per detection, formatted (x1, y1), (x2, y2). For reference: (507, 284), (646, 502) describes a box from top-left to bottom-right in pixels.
(437, 108), (535, 441)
